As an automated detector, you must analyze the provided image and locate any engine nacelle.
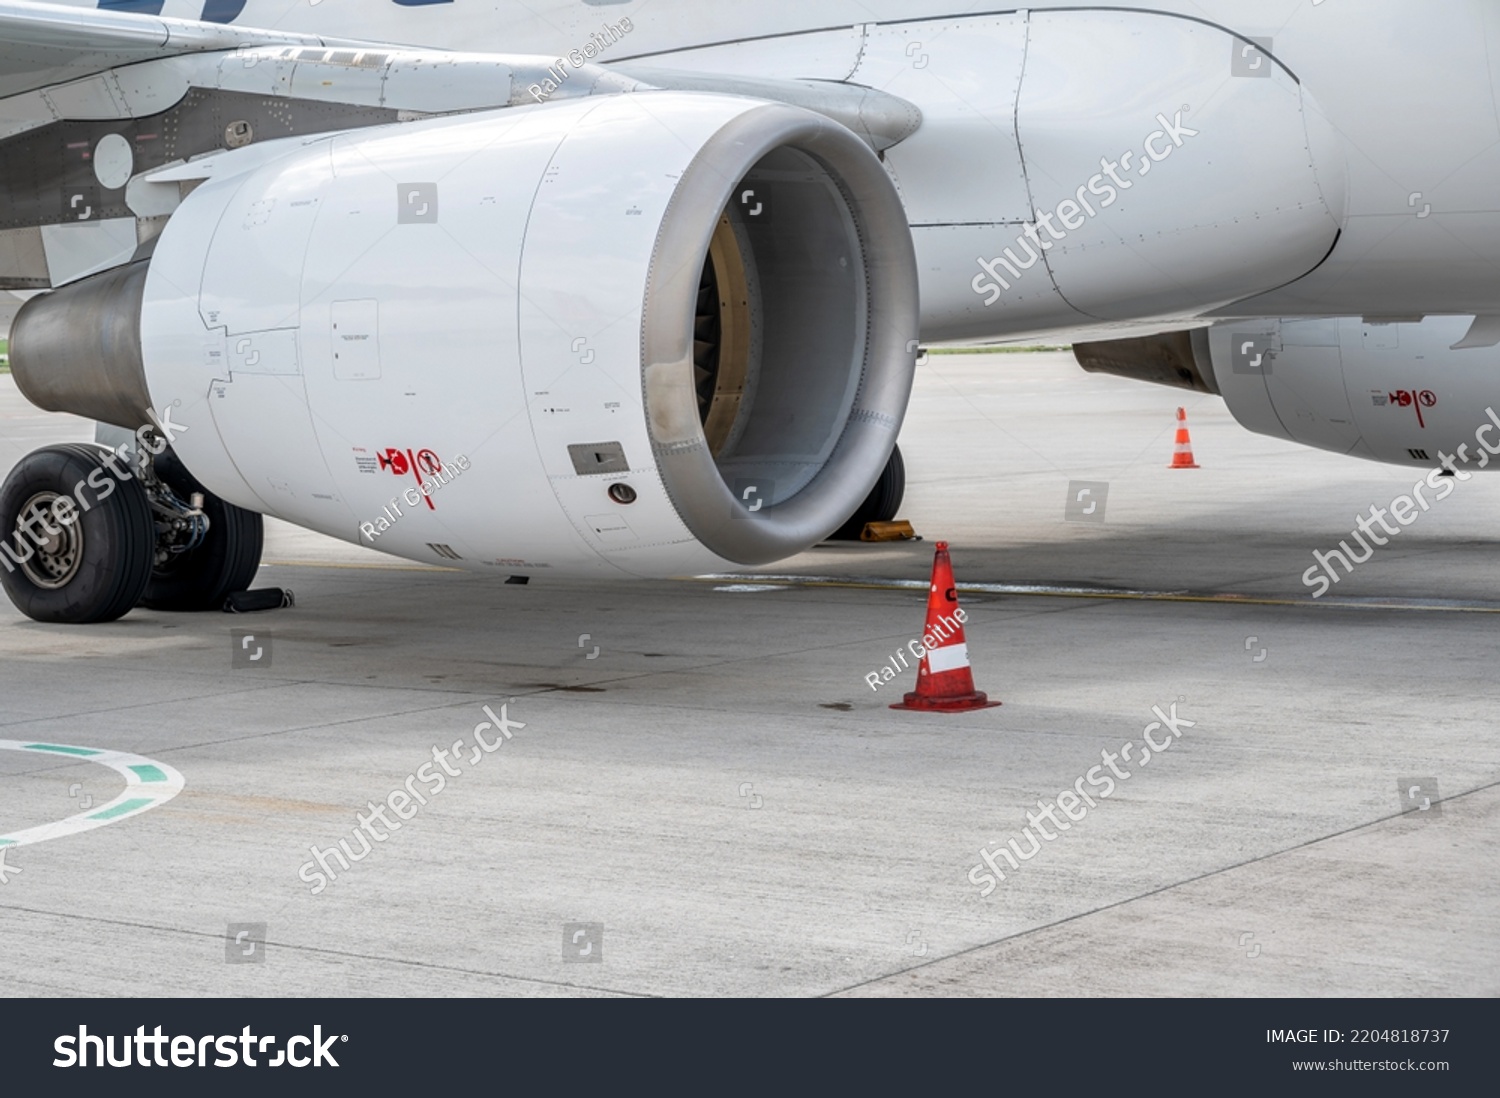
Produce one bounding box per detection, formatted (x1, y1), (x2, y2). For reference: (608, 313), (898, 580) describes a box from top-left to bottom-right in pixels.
(21, 93), (917, 577)
(1078, 317), (1500, 469)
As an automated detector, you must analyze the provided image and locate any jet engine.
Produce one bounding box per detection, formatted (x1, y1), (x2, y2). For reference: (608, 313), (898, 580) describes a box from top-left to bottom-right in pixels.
(1076, 317), (1500, 469)
(11, 92), (919, 577)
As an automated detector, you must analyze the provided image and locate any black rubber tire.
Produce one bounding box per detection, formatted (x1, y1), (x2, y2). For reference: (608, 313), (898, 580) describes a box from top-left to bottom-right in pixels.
(140, 449), (263, 612)
(830, 444), (906, 541)
(0, 444), (155, 624)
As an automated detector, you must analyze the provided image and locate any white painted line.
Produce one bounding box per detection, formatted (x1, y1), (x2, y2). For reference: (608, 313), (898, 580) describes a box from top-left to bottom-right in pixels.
(0, 740), (185, 848)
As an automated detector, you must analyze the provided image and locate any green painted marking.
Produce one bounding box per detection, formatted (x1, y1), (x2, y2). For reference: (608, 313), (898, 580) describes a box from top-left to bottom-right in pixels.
(88, 798), (153, 821)
(129, 764), (167, 783)
(0, 839), (13, 846)
(23, 744), (101, 756)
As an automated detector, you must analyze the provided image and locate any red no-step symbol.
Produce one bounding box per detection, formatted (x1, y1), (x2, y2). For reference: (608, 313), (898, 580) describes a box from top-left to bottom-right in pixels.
(1387, 389), (1437, 428)
(378, 447), (444, 509)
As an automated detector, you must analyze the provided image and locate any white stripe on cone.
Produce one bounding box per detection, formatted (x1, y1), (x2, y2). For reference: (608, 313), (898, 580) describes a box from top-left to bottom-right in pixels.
(927, 642), (970, 674)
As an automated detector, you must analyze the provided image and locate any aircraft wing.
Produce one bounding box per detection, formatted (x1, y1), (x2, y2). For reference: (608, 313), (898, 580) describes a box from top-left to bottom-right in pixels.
(0, 1), (348, 100)
(0, 0), (922, 290)
(0, 1), (914, 142)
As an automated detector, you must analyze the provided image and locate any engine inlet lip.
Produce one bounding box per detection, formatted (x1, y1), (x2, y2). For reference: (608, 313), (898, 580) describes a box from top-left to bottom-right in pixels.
(640, 103), (919, 566)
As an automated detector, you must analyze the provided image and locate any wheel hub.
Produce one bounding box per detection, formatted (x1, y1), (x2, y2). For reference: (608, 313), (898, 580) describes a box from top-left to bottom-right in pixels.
(16, 491), (83, 590)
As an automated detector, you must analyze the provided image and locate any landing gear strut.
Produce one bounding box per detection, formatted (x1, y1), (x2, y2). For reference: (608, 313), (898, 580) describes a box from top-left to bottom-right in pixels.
(140, 449), (262, 612)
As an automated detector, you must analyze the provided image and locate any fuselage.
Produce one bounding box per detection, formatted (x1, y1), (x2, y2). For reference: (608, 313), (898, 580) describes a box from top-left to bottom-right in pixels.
(51, 0), (1500, 337)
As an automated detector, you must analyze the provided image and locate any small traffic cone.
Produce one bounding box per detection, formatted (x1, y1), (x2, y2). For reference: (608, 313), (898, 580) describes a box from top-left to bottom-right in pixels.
(890, 541), (1000, 713)
(1169, 406), (1200, 469)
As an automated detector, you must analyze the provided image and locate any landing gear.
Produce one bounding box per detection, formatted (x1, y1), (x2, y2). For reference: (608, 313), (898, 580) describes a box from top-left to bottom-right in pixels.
(0, 444), (154, 623)
(831, 444), (906, 540)
(0, 443), (263, 623)
(139, 449), (262, 612)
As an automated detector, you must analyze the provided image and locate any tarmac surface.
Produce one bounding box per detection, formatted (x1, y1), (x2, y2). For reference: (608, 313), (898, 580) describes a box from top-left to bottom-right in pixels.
(1, 351), (1496, 997)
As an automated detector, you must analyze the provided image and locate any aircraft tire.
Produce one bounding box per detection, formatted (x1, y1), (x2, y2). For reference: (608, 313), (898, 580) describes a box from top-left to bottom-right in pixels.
(830, 444), (906, 541)
(0, 444), (155, 624)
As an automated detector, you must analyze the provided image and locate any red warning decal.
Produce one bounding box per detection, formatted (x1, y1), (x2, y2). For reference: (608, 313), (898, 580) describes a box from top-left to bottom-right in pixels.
(1388, 389), (1438, 429)
(378, 448), (446, 509)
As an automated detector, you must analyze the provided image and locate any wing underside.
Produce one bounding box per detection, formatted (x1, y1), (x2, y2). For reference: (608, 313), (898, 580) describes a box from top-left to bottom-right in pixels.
(0, 0), (342, 99)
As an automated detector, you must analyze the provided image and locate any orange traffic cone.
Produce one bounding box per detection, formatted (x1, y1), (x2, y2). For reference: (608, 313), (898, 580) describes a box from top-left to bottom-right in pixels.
(1169, 406), (1200, 469)
(890, 542), (1000, 713)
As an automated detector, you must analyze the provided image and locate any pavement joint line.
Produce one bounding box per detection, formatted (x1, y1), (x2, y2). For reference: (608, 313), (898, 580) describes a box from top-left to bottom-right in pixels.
(695, 575), (1500, 613)
(0, 904), (651, 998)
(1215, 544), (1494, 593)
(4, 657), (896, 715)
(2, 694), (538, 774)
(4, 656), (999, 761)
(4, 680), (729, 763)
(62, 694), (562, 760)
(820, 776), (1500, 998)
(0, 681), (295, 734)
(0, 677), (607, 740)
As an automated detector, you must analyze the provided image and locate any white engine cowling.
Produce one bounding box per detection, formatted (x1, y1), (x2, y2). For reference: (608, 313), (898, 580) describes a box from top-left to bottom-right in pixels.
(137, 92), (919, 576)
(1205, 318), (1500, 468)
(1077, 317), (1500, 469)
